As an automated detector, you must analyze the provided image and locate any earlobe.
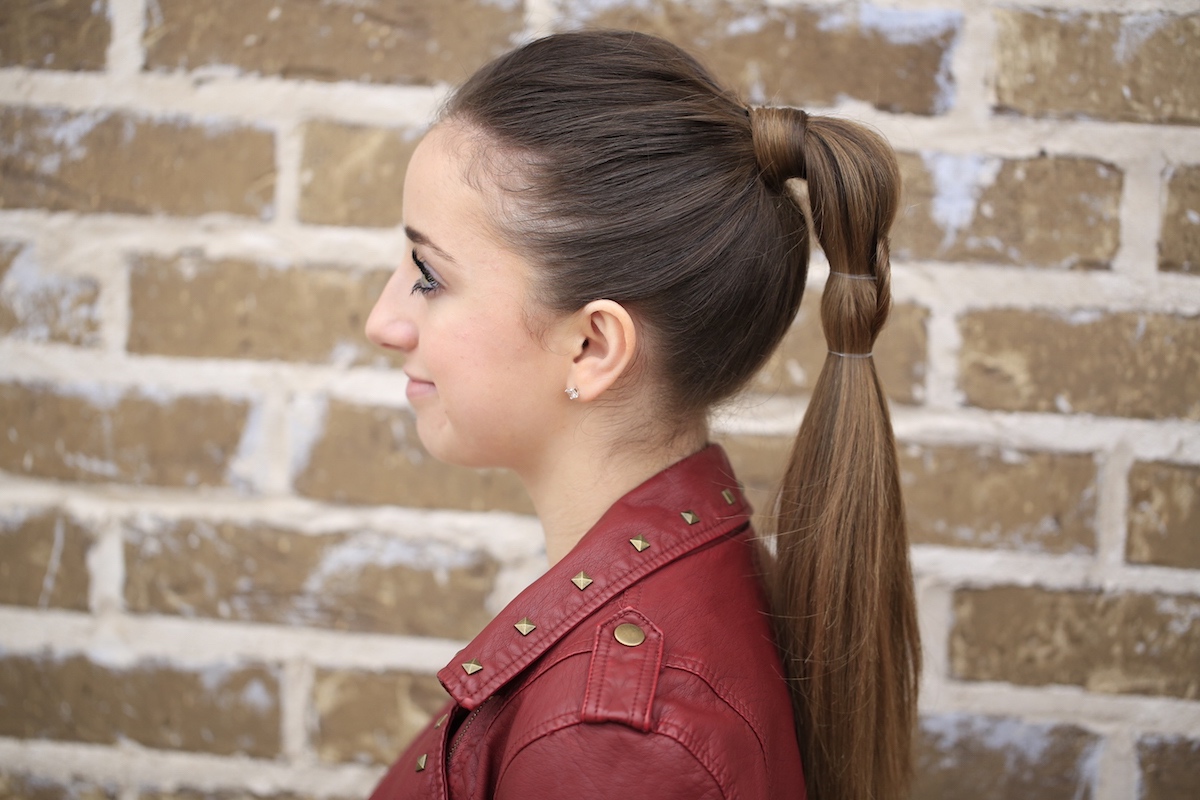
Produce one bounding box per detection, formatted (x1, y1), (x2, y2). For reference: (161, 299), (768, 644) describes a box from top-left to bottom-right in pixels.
(565, 300), (636, 402)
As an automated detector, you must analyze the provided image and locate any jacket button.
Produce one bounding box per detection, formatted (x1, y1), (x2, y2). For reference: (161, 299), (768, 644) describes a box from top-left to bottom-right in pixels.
(614, 623), (646, 647)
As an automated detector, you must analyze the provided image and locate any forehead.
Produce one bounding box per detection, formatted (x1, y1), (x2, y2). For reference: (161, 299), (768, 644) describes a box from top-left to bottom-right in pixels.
(406, 125), (510, 238)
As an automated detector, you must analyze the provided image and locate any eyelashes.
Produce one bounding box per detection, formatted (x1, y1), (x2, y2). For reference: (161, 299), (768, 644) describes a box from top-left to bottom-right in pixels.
(410, 249), (441, 295)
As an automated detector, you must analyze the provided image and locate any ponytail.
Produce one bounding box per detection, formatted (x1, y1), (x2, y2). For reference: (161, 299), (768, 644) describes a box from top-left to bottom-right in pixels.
(751, 107), (921, 800)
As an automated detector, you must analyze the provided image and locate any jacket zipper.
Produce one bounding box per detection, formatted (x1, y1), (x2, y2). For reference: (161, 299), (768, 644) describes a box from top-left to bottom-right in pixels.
(447, 699), (488, 763)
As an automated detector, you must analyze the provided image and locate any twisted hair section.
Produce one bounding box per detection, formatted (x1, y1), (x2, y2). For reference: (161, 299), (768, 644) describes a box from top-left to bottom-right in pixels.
(751, 106), (921, 800)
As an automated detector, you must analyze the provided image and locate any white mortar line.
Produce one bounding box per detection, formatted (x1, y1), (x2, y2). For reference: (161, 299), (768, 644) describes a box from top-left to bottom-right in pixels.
(864, 0), (1200, 10)
(251, 389), (292, 495)
(0, 608), (464, 673)
(106, 0), (145, 78)
(0, 737), (384, 797)
(915, 577), (953, 709)
(274, 119), (304, 226)
(718, 404), (1200, 460)
(1114, 154), (1169, 279)
(924, 679), (1200, 737)
(524, 0), (560, 39)
(4, 207), (1198, 316)
(913, 547), (1200, 595)
(920, 303), (964, 410)
(1095, 440), (1136, 576)
(88, 517), (126, 617)
(281, 659), (315, 765)
(3, 67), (1200, 160)
(1096, 726), (1139, 800)
(0, 478), (545, 555)
(946, 0), (996, 125)
(0, 212), (408, 271)
(0, 70), (445, 128)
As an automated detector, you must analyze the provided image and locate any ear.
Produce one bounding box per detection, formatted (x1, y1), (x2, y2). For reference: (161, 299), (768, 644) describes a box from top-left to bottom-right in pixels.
(563, 299), (637, 402)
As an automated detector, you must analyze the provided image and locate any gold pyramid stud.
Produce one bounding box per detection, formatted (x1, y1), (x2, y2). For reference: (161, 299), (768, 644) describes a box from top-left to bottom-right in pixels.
(514, 617), (536, 636)
(722, 489), (736, 505)
(461, 658), (483, 675)
(416, 753), (428, 772)
(629, 535), (650, 552)
(571, 571), (593, 590)
(680, 510), (700, 525)
(434, 713), (448, 729)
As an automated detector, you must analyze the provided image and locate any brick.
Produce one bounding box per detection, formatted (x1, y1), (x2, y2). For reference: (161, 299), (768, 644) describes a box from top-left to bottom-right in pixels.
(0, 772), (116, 800)
(128, 254), (398, 367)
(143, 0), (522, 86)
(1137, 734), (1200, 800)
(312, 668), (447, 765)
(1160, 164), (1200, 274)
(0, 382), (251, 487)
(995, 11), (1200, 126)
(300, 121), (421, 228)
(0, 241), (101, 346)
(899, 445), (1097, 554)
(0, 653), (281, 757)
(558, 1), (960, 115)
(951, 587), (1200, 699)
(913, 714), (1099, 800)
(0, 0), (110, 71)
(0, 106), (274, 218)
(753, 290), (928, 404)
(0, 509), (90, 611)
(294, 400), (532, 513)
(1127, 461), (1200, 570)
(125, 519), (499, 639)
(894, 153), (1122, 269)
(959, 310), (1200, 420)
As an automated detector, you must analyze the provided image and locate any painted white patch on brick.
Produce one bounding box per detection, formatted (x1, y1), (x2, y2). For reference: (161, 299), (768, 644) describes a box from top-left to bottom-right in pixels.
(226, 400), (268, 492)
(1114, 13), (1169, 64)
(1155, 595), (1200, 636)
(727, 14), (768, 36)
(288, 394), (329, 478)
(0, 246), (101, 344)
(920, 152), (1001, 250)
(856, 4), (961, 47)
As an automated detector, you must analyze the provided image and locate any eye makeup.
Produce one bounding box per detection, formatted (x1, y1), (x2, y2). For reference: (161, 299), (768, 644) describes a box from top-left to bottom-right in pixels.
(410, 249), (441, 295)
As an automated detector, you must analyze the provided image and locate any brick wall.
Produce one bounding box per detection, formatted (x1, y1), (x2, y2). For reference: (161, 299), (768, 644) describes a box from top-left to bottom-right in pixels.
(1, 1), (1198, 798)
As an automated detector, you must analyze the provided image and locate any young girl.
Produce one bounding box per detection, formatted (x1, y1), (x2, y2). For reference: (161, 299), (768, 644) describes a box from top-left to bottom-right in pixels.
(365, 30), (919, 800)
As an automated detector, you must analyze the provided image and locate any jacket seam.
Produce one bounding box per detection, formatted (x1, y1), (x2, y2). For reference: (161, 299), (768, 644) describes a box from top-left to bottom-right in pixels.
(662, 656), (771, 759)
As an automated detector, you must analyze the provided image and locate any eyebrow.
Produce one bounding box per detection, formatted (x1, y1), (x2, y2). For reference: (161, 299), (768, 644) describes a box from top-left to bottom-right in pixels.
(405, 225), (457, 264)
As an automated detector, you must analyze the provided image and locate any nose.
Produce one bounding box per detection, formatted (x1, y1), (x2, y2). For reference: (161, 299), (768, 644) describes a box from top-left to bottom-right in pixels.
(365, 268), (419, 352)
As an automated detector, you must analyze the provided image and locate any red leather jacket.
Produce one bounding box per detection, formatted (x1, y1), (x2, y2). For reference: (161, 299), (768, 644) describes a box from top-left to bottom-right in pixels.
(369, 446), (806, 799)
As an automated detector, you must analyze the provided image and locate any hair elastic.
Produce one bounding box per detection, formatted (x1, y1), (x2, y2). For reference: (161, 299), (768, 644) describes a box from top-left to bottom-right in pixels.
(828, 351), (873, 358)
(828, 271), (875, 281)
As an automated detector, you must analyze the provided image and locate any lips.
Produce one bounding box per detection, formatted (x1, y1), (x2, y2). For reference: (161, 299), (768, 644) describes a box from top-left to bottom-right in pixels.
(404, 372), (436, 401)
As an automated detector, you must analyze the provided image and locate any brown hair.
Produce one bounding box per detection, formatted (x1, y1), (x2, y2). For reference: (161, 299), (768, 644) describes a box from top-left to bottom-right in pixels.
(443, 30), (920, 800)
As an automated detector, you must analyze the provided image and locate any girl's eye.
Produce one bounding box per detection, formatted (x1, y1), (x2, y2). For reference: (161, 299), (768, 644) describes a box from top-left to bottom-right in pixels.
(410, 249), (441, 295)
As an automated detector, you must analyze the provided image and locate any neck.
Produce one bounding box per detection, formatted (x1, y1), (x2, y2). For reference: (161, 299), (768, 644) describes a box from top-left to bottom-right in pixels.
(518, 423), (709, 566)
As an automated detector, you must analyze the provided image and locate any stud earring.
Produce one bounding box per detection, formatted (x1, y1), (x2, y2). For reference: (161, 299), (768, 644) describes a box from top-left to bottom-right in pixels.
(565, 387), (579, 400)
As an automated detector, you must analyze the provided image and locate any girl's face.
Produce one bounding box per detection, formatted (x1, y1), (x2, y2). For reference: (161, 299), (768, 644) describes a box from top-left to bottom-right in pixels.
(365, 125), (573, 473)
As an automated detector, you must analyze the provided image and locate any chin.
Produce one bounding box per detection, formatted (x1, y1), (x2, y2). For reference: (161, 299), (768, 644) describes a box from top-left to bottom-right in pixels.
(415, 425), (490, 470)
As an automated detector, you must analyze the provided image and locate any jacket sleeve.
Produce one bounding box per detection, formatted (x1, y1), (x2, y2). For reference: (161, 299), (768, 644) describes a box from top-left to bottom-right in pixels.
(494, 721), (726, 800)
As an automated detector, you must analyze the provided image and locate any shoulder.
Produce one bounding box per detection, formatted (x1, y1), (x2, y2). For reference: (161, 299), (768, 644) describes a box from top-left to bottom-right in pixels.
(494, 722), (726, 800)
(490, 534), (792, 798)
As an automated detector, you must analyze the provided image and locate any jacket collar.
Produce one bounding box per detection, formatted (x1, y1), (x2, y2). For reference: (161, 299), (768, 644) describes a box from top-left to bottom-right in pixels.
(438, 444), (750, 709)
